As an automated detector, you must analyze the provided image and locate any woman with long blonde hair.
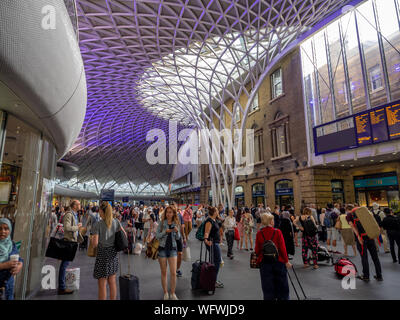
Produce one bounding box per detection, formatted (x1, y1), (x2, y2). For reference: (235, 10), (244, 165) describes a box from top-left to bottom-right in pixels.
(155, 206), (181, 300)
(91, 201), (126, 300)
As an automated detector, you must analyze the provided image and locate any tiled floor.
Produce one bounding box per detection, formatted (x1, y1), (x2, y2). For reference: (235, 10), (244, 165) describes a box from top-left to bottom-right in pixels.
(32, 229), (400, 300)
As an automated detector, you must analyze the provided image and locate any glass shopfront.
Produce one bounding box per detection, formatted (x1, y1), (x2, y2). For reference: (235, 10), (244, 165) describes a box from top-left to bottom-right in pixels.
(0, 113), (56, 299)
(252, 183), (265, 206)
(208, 189), (212, 205)
(275, 179), (294, 208)
(354, 172), (399, 209)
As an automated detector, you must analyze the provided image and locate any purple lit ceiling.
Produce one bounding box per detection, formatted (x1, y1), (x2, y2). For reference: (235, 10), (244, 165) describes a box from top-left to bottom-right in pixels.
(63, 0), (359, 193)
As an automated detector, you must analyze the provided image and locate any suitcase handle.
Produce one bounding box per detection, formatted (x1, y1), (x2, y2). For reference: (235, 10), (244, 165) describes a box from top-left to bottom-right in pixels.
(200, 240), (214, 263)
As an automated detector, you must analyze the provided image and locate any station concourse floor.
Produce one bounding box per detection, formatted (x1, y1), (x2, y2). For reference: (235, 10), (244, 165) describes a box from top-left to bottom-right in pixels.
(32, 228), (400, 300)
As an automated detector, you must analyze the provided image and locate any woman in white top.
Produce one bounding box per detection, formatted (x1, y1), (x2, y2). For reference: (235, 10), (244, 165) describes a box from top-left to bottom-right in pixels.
(223, 209), (237, 259)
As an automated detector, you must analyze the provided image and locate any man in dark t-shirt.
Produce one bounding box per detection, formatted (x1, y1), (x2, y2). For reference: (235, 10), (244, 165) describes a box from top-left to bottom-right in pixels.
(346, 205), (382, 281)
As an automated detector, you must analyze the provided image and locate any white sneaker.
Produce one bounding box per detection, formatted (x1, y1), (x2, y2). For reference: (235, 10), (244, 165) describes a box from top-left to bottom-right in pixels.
(170, 293), (178, 300)
(163, 293), (169, 300)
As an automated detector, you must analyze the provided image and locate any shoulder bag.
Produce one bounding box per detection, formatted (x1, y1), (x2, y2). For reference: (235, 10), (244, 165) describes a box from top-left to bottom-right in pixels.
(115, 219), (129, 252)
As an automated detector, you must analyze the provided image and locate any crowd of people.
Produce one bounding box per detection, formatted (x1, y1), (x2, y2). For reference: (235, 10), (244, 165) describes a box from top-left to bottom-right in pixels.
(1, 199), (400, 300)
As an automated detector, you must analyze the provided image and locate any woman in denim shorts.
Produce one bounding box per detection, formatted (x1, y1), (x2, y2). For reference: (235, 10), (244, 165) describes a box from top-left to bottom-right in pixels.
(156, 206), (181, 300)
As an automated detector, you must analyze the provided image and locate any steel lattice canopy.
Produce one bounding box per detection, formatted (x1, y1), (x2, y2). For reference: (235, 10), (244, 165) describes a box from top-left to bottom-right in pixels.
(64, 0), (359, 194)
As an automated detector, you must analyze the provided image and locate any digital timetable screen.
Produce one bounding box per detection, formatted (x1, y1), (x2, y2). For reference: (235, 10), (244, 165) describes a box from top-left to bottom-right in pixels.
(387, 103), (400, 139)
(314, 100), (400, 155)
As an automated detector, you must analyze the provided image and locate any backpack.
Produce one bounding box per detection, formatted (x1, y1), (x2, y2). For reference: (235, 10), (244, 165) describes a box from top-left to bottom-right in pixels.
(324, 210), (335, 228)
(260, 228), (279, 263)
(195, 220), (207, 241)
(334, 257), (357, 278)
(300, 217), (318, 237)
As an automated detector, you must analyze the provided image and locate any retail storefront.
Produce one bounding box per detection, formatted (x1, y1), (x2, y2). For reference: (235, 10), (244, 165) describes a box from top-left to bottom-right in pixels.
(275, 179), (294, 208)
(252, 183), (265, 206)
(235, 186), (245, 208)
(208, 189), (212, 205)
(0, 113), (57, 299)
(354, 172), (399, 208)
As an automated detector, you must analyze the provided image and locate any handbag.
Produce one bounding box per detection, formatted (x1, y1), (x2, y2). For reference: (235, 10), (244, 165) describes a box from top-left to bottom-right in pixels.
(335, 218), (342, 230)
(65, 268), (80, 291)
(114, 219), (129, 252)
(234, 227), (240, 241)
(115, 230), (129, 252)
(145, 238), (159, 260)
(183, 246), (191, 262)
(250, 251), (259, 269)
(45, 237), (78, 261)
(87, 235), (97, 257)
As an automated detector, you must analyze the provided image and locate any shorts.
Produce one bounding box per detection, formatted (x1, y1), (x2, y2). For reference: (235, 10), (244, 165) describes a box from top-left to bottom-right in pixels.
(176, 238), (183, 253)
(256, 217), (261, 224)
(327, 227), (338, 241)
(135, 222), (144, 230)
(158, 248), (177, 258)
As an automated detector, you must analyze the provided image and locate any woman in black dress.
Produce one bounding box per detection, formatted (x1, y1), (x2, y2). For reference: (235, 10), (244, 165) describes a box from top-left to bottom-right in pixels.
(279, 210), (295, 258)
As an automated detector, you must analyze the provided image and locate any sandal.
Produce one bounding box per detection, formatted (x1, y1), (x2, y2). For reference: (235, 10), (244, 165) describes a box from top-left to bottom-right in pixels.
(313, 265), (319, 269)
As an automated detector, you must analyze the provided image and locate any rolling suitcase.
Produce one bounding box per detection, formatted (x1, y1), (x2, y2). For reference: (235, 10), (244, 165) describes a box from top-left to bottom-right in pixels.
(191, 242), (206, 290)
(119, 252), (140, 300)
(199, 244), (216, 294)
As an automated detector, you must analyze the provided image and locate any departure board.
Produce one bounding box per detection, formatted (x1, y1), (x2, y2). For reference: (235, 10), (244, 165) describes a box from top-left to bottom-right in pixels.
(355, 113), (372, 146)
(370, 108), (389, 143)
(386, 103), (400, 140)
(314, 99), (400, 156)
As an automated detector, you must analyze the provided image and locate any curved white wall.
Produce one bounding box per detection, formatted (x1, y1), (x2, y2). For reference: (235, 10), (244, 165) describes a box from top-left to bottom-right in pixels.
(0, 0), (86, 157)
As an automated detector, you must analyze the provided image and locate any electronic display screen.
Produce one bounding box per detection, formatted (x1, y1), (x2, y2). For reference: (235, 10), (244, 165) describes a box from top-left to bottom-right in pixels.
(313, 99), (400, 155)
(386, 103), (400, 140)
(355, 113), (372, 146)
(370, 108), (389, 143)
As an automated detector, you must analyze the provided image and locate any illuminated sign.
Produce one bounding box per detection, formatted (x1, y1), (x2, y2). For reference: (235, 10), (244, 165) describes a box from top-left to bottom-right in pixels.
(354, 176), (398, 188)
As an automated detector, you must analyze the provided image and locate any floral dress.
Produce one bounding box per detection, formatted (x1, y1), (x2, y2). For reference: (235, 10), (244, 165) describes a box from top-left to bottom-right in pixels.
(243, 215), (254, 235)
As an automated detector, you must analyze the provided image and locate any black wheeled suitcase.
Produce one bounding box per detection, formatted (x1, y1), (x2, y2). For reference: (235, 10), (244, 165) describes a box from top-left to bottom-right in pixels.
(119, 252), (140, 300)
(191, 241), (206, 290)
(191, 260), (202, 290)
